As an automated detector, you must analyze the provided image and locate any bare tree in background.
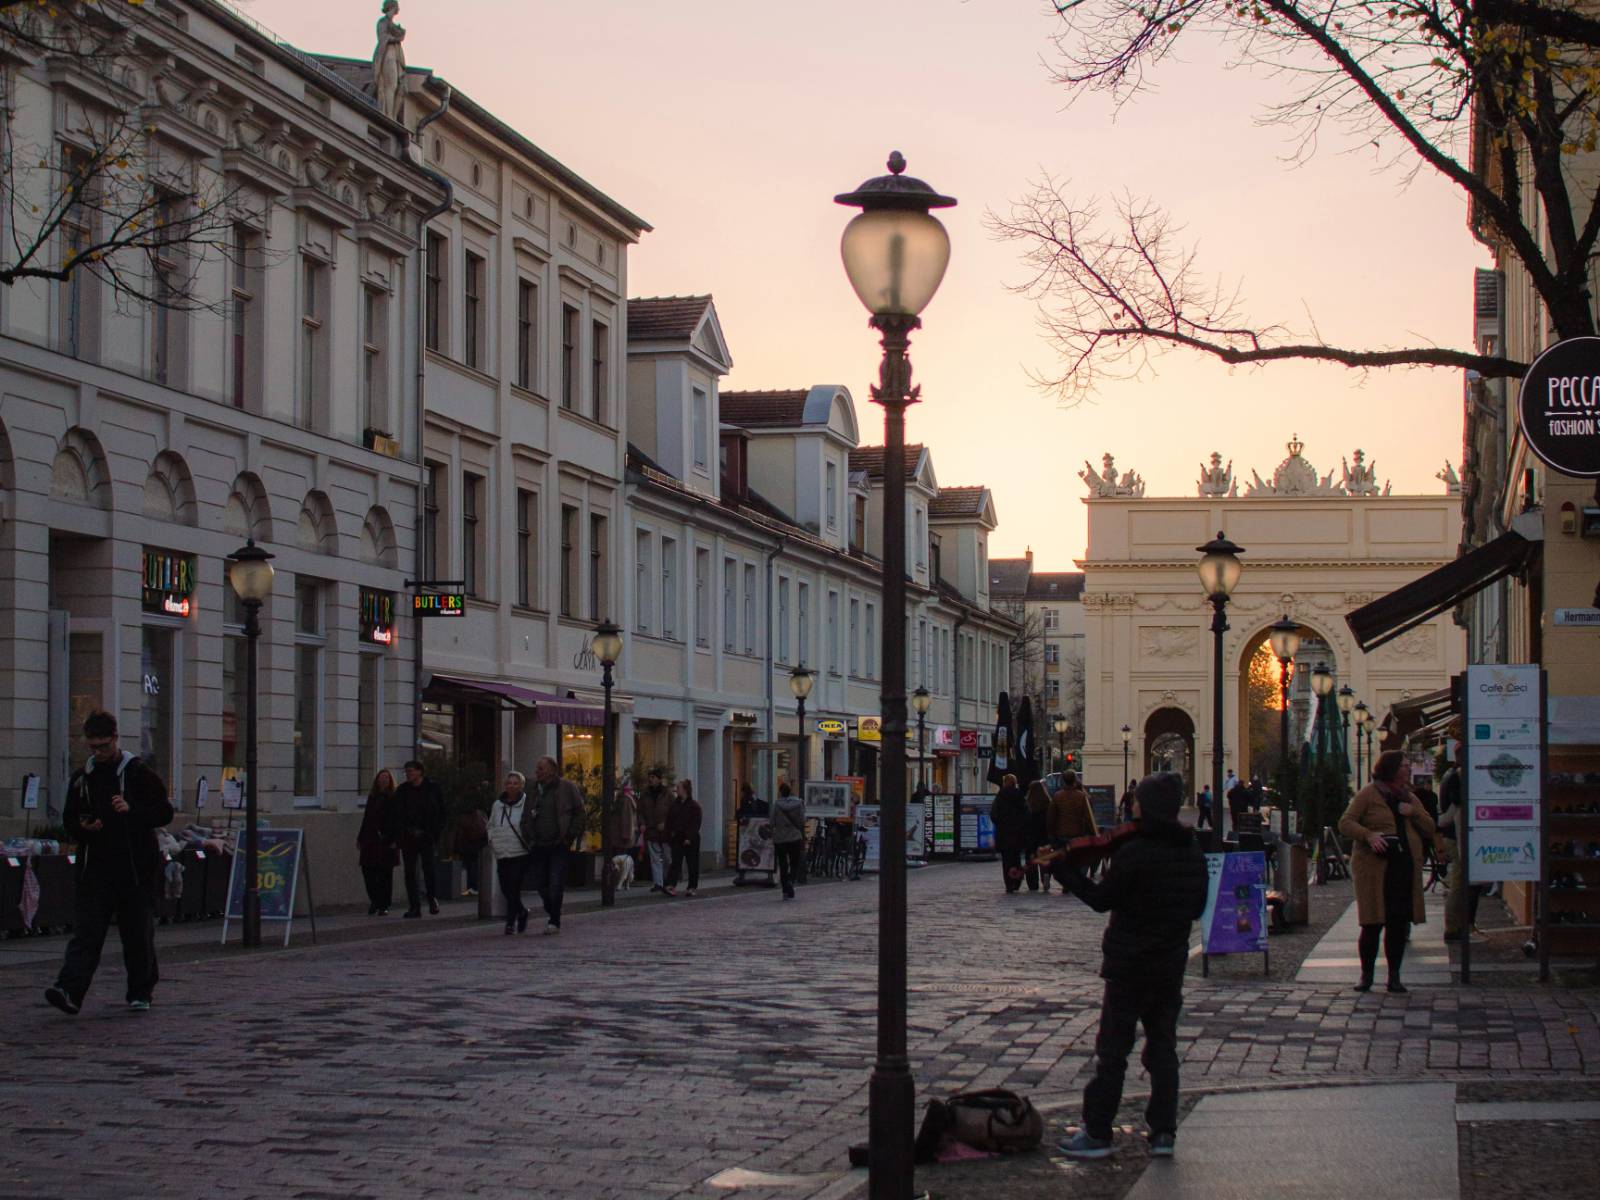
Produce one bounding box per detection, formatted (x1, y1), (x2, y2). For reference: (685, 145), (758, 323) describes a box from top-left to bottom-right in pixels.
(990, 0), (1600, 400)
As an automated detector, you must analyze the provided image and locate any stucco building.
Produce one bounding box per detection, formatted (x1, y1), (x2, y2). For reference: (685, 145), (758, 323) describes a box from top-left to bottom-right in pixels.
(989, 550), (1086, 759)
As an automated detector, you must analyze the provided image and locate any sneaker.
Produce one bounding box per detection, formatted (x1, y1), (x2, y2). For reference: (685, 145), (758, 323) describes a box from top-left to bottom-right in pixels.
(1148, 1132), (1176, 1157)
(127, 999), (151, 1012)
(428, 898), (440, 915)
(543, 923), (560, 935)
(44, 986), (79, 1016)
(686, 888), (698, 897)
(663, 887), (677, 898)
(1058, 1130), (1113, 1160)
(378, 908), (390, 916)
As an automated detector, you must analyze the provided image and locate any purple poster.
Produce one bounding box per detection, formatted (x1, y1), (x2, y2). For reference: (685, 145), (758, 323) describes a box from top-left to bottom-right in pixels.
(1200, 851), (1268, 955)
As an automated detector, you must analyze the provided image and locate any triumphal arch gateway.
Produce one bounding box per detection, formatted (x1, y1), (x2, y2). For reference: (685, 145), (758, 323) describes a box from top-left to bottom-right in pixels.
(1077, 438), (1466, 795)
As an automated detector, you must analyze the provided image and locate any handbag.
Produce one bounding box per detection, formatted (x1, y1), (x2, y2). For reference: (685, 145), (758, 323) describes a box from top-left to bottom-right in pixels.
(943, 1088), (1044, 1154)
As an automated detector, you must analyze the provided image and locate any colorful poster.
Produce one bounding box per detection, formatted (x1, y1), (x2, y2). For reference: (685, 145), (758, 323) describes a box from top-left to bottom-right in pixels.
(736, 818), (775, 874)
(855, 805), (882, 872)
(1468, 826), (1540, 882)
(957, 797), (995, 854)
(1200, 851), (1268, 956)
(222, 828), (308, 947)
(931, 795), (956, 855)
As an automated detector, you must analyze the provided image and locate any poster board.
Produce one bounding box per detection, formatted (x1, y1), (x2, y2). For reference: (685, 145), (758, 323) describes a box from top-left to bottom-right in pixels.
(1086, 785), (1118, 830)
(854, 804), (925, 872)
(221, 828), (316, 947)
(956, 796), (995, 856)
(804, 780), (852, 819)
(1200, 850), (1269, 975)
(1463, 665), (1543, 883)
(930, 794), (956, 857)
(736, 817), (776, 875)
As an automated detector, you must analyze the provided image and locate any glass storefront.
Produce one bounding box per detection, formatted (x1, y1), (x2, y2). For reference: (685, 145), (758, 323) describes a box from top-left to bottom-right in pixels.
(139, 626), (175, 786)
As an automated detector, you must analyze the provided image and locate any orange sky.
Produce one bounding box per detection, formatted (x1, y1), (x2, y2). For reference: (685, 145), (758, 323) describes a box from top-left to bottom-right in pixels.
(248, 0), (1486, 564)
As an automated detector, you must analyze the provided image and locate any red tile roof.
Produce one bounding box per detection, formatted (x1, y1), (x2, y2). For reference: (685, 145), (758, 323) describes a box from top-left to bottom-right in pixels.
(719, 389), (811, 428)
(627, 295), (711, 342)
(848, 444), (927, 478)
(929, 486), (987, 519)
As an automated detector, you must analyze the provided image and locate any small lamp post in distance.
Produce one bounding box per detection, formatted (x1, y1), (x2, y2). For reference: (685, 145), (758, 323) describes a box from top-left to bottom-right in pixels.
(591, 619), (624, 908)
(226, 538), (275, 949)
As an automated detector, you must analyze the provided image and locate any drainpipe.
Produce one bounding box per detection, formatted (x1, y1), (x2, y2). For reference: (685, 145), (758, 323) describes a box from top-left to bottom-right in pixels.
(763, 531), (787, 801)
(410, 86), (453, 755)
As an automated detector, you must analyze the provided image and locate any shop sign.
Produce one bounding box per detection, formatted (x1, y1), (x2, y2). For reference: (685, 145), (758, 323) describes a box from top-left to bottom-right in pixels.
(835, 774), (865, 803)
(730, 711), (759, 727)
(1464, 664), (1540, 720)
(931, 726), (958, 748)
(856, 715), (882, 743)
(1467, 827), (1540, 882)
(816, 718), (847, 737)
(141, 548), (195, 616)
(359, 587), (397, 645)
(958, 729), (979, 751)
(1517, 336), (1600, 477)
(413, 591), (465, 618)
(1553, 607), (1600, 627)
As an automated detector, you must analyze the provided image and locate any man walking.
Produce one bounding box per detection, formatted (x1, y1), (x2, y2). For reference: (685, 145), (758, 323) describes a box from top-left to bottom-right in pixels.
(638, 769), (674, 896)
(46, 711), (174, 1014)
(394, 759), (445, 917)
(1055, 773), (1209, 1159)
(520, 757), (586, 933)
(772, 782), (806, 900)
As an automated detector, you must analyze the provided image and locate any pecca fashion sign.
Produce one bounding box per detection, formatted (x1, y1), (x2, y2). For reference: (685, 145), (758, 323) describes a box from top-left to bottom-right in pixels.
(1517, 336), (1600, 477)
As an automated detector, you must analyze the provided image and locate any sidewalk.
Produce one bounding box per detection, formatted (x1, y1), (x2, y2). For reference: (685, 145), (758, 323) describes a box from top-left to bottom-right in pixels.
(1296, 889), (1453, 986)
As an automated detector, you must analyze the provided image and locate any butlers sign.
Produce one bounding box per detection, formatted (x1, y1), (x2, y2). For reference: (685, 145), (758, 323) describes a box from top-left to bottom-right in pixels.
(1518, 337), (1600, 477)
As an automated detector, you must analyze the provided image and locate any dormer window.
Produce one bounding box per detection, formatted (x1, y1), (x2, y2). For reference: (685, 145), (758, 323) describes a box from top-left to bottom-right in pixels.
(826, 462), (838, 530)
(930, 533), (942, 582)
(851, 495), (866, 552)
(720, 431), (747, 499)
(692, 387), (709, 470)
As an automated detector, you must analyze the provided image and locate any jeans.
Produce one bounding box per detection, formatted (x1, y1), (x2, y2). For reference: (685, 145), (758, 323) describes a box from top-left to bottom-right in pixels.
(361, 865), (393, 912)
(775, 840), (803, 896)
(1081, 973), (1184, 1140)
(401, 841), (437, 912)
(496, 854), (529, 927)
(647, 840), (670, 889)
(461, 846), (483, 893)
(525, 845), (568, 927)
(56, 875), (159, 1005)
(998, 849), (1030, 892)
(669, 836), (701, 890)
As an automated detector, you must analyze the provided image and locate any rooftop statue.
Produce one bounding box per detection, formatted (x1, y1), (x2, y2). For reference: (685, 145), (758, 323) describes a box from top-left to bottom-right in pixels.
(372, 1), (407, 123)
(1080, 453), (1145, 499)
(1197, 452), (1237, 497)
(1341, 449), (1390, 497)
(1245, 435), (1344, 497)
(1437, 461), (1462, 495)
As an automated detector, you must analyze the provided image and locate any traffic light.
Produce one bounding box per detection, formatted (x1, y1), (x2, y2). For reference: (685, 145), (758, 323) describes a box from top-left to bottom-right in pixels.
(1064, 752), (1077, 769)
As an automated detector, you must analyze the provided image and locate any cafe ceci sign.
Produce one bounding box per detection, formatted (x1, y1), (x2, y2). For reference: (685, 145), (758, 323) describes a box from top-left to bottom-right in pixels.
(1518, 337), (1600, 477)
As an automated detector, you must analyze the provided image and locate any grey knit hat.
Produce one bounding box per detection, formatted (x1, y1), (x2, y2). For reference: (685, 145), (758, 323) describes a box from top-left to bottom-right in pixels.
(1135, 772), (1185, 823)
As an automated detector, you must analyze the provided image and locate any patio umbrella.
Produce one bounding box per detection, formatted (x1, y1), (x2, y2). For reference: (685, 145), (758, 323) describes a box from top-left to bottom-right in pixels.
(987, 690), (1014, 787)
(1014, 695), (1039, 790)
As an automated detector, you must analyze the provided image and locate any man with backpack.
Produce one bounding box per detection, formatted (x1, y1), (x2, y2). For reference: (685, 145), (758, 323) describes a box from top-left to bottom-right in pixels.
(45, 710), (174, 1015)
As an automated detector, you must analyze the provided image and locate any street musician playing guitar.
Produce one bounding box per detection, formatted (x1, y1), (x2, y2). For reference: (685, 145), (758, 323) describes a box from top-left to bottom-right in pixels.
(1050, 772), (1209, 1162)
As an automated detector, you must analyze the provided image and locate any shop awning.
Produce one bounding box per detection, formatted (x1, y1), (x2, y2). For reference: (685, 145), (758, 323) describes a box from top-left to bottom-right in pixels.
(1345, 530), (1539, 652)
(426, 674), (605, 725)
(1380, 687), (1457, 745)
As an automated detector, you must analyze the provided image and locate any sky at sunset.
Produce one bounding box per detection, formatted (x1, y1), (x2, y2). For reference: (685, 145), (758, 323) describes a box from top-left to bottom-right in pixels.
(245, 0), (1487, 565)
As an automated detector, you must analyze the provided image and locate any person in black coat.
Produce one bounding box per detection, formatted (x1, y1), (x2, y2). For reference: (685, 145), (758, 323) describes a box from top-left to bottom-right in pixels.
(990, 774), (1030, 894)
(1056, 772), (1209, 1160)
(393, 759), (446, 917)
(46, 710), (174, 1015)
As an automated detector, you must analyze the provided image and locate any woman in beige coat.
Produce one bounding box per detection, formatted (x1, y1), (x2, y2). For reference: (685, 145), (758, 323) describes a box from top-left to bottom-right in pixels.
(1338, 749), (1440, 993)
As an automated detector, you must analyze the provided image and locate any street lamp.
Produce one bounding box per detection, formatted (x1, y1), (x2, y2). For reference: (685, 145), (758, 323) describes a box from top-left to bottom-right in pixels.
(1336, 684), (1355, 776)
(1120, 724), (1132, 790)
(837, 149), (954, 1199)
(226, 538), (275, 949)
(790, 664), (815, 799)
(1352, 701), (1370, 783)
(1268, 616), (1301, 790)
(911, 686), (931, 792)
(1197, 532), (1244, 840)
(1053, 714), (1068, 772)
(591, 619), (624, 908)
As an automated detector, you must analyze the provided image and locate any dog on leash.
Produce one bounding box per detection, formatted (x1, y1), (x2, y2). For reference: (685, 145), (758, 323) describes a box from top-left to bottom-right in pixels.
(611, 854), (636, 890)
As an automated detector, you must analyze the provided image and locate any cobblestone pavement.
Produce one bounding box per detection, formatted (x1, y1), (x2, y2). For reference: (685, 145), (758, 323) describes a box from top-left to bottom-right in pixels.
(3, 862), (1598, 1200)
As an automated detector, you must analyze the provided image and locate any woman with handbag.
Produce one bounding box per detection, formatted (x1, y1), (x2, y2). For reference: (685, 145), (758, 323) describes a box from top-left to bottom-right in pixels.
(1338, 750), (1441, 993)
(357, 770), (399, 915)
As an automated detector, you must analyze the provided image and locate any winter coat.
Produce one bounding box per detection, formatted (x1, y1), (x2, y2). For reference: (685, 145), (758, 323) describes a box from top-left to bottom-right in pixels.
(392, 778), (445, 850)
(772, 794), (807, 845)
(519, 777), (587, 849)
(606, 788), (638, 850)
(487, 793), (530, 860)
(1024, 783), (1051, 851)
(63, 751), (173, 896)
(452, 806), (489, 855)
(989, 786), (1030, 852)
(638, 784), (674, 844)
(1047, 786), (1098, 842)
(357, 790), (400, 868)
(1339, 782), (1440, 925)
(1059, 820), (1209, 984)
(667, 796), (703, 843)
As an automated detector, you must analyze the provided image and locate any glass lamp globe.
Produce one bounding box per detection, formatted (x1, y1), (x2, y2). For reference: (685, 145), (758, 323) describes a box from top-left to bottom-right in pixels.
(1268, 616), (1301, 663)
(910, 686), (932, 716)
(789, 665), (815, 701)
(1311, 663), (1335, 698)
(834, 152), (957, 318)
(1337, 685), (1355, 714)
(1195, 532), (1244, 598)
(227, 539), (275, 603)
(590, 619), (624, 666)
(1120, 724), (1132, 745)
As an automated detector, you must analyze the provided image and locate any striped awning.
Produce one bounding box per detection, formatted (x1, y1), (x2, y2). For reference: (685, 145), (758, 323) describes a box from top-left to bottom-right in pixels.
(426, 674), (605, 726)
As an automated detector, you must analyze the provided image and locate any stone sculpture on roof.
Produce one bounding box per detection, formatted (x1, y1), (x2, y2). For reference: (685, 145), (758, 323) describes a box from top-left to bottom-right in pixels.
(1197, 452), (1237, 497)
(1080, 453), (1145, 499)
(1437, 461), (1462, 495)
(1245, 435), (1345, 497)
(372, 1), (407, 123)
(1341, 449), (1390, 497)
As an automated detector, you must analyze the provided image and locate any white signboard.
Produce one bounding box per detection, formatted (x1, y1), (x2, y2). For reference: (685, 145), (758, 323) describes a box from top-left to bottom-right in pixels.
(1466, 744), (1541, 803)
(20, 773), (40, 811)
(1467, 718), (1540, 747)
(1467, 826), (1541, 882)
(1553, 607), (1600, 627)
(803, 780), (851, 819)
(1463, 665), (1541, 720)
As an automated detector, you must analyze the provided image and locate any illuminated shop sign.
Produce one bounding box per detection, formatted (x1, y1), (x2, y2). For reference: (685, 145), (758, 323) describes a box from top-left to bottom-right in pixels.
(360, 588), (397, 645)
(413, 591), (465, 617)
(141, 548), (195, 617)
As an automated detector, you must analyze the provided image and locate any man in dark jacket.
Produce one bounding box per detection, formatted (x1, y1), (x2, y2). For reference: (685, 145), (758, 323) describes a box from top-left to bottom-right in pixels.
(520, 756), (586, 932)
(666, 782), (704, 896)
(393, 759), (445, 918)
(46, 710), (174, 1014)
(1056, 772), (1209, 1160)
(638, 770), (674, 895)
(989, 775), (1030, 894)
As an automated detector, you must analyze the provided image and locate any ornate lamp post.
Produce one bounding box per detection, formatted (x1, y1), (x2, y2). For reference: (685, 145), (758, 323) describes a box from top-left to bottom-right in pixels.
(1197, 532), (1244, 840)
(1053, 714), (1068, 773)
(591, 619), (624, 907)
(226, 539), (275, 949)
(911, 686), (931, 792)
(1304, 662), (1334, 832)
(790, 664), (815, 799)
(1336, 684), (1355, 774)
(837, 150), (955, 1199)
(1352, 701), (1370, 783)
(1267, 616), (1302, 788)
(1120, 724), (1132, 790)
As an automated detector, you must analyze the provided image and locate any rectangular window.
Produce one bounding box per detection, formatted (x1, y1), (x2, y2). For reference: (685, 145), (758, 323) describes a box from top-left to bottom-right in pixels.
(516, 279), (536, 390)
(299, 258), (326, 429)
(849, 598), (860, 676)
(722, 557), (736, 652)
(661, 538), (677, 640)
(293, 580), (324, 803)
(828, 591), (840, 674)
(1043, 608), (1059, 630)
(422, 462), (442, 580)
(930, 534), (942, 583)
(692, 387), (709, 470)
(358, 653), (383, 789)
(150, 192), (186, 388)
(229, 224), (261, 409)
(826, 462), (838, 530)
(58, 147), (98, 361)
(915, 507), (926, 567)
(695, 548), (711, 648)
(852, 496), (866, 552)
(463, 250), (484, 369)
(865, 604), (877, 679)
(1046, 679), (1061, 706)
(591, 320), (609, 424)
(461, 471), (483, 598)
(560, 505), (578, 617)
(635, 529), (652, 633)
(798, 582), (810, 667)
(588, 513), (606, 622)
(743, 562), (757, 655)
(1045, 643), (1060, 666)
(139, 627), (176, 790)
(561, 305), (579, 410)
(918, 619), (928, 687)
(363, 287), (387, 433)
(425, 232), (445, 352)
(777, 577), (790, 663)
(222, 634), (247, 775)
(515, 489), (536, 608)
